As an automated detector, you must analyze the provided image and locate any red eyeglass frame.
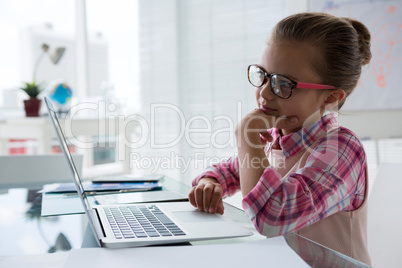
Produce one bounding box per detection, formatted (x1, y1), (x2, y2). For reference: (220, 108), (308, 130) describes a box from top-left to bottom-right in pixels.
(248, 64), (336, 99)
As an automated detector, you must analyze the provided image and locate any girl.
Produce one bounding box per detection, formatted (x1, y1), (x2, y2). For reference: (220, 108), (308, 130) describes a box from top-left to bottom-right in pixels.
(189, 12), (372, 264)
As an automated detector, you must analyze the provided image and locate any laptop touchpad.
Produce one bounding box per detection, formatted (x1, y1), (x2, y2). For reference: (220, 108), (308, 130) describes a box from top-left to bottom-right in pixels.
(172, 211), (224, 223)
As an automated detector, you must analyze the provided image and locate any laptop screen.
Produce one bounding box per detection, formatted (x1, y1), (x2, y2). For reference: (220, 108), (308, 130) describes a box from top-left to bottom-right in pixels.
(44, 97), (95, 221)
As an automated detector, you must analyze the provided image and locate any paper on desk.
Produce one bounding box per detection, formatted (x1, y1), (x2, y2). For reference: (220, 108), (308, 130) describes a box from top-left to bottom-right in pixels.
(64, 236), (309, 268)
(41, 193), (92, 216)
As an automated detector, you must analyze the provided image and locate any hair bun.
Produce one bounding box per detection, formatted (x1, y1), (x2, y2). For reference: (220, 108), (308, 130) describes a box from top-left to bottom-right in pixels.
(343, 18), (372, 66)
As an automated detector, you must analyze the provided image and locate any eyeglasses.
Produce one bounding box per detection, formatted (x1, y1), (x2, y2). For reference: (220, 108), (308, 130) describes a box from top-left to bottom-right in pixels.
(247, 64), (336, 99)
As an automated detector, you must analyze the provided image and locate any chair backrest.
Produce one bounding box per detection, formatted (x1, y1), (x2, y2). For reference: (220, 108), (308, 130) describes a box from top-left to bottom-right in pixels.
(0, 154), (83, 187)
(367, 162), (402, 268)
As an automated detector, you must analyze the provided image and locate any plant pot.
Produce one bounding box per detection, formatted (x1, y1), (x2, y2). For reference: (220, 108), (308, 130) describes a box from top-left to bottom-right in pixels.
(24, 98), (42, 117)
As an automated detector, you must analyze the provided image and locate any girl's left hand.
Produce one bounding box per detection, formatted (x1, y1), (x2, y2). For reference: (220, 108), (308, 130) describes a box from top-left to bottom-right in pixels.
(236, 109), (298, 141)
(241, 108), (298, 131)
(234, 109), (298, 196)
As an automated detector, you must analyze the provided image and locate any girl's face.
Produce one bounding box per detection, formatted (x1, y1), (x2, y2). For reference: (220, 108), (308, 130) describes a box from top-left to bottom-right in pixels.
(255, 41), (331, 135)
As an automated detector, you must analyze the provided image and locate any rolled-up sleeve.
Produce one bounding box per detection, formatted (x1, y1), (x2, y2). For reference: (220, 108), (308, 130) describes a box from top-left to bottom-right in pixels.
(192, 157), (241, 197)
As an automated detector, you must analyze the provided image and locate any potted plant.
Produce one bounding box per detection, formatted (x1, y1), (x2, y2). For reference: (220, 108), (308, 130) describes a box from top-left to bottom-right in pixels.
(20, 81), (43, 117)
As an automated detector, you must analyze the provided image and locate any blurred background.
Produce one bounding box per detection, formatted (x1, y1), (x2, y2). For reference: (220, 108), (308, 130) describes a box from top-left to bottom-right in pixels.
(0, 0), (401, 188)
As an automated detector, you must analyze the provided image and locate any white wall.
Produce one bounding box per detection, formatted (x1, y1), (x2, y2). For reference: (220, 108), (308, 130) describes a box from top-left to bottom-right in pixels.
(287, 0), (402, 140)
(136, 0), (402, 187)
(286, 0), (308, 14)
(339, 110), (402, 139)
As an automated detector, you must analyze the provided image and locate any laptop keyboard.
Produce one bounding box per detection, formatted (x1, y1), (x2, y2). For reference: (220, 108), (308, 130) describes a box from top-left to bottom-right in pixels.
(104, 205), (186, 239)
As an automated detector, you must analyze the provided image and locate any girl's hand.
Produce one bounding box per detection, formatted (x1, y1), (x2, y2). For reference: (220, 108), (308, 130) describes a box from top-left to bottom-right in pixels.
(236, 109), (298, 147)
(188, 178), (224, 215)
(235, 109), (298, 197)
(238, 109), (298, 133)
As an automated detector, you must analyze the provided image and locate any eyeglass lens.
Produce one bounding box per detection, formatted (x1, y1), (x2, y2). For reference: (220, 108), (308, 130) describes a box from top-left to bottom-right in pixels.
(248, 65), (293, 98)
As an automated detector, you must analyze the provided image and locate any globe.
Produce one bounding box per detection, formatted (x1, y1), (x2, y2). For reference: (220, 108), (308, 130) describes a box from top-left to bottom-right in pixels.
(49, 82), (72, 106)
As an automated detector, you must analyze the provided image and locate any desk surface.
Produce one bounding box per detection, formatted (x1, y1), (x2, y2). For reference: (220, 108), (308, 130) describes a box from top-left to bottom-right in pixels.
(0, 178), (370, 267)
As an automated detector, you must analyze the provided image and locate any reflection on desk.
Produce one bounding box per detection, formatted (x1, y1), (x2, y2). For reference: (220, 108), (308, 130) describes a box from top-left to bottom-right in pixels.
(0, 188), (84, 256)
(0, 178), (371, 267)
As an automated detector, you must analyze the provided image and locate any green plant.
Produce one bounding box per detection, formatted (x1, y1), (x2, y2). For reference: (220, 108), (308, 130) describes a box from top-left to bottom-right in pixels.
(20, 81), (43, 98)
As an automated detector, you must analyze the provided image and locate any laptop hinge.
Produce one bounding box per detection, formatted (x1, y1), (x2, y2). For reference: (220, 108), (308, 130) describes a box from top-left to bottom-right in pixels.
(91, 208), (107, 239)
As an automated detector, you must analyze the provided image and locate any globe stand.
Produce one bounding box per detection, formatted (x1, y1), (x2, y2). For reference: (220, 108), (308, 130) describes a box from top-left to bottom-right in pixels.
(56, 108), (69, 118)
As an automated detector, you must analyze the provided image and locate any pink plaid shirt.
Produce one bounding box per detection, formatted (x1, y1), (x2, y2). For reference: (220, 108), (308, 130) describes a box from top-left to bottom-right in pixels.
(193, 113), (367, 236)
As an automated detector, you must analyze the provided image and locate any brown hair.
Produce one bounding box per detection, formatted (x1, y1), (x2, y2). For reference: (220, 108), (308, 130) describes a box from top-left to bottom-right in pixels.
(271, 12), (372, 109)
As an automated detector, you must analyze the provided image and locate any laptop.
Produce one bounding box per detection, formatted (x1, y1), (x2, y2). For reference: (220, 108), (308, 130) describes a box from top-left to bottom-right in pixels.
(44, 97), (253, 248)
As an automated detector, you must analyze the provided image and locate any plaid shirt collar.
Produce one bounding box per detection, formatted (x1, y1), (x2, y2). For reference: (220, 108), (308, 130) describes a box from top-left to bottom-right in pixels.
(268, 113), (339, 159)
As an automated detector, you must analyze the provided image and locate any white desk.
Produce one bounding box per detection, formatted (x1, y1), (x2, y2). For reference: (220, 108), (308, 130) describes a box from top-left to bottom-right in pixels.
(0, 178), (371, 267)
(0, 116), (138, 177)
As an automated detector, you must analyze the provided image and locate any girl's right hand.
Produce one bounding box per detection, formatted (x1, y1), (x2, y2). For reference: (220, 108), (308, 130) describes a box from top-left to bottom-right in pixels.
(188, 177), (224, 215)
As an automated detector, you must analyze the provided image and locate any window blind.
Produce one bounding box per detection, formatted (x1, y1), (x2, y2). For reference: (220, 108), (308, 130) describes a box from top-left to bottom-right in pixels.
(137, 0), (287, 183)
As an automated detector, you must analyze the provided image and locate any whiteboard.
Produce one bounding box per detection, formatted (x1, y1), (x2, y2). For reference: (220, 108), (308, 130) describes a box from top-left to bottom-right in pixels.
(309, 0), (402, 111)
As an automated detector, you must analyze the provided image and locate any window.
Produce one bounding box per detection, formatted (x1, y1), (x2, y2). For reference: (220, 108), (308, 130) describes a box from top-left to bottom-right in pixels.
(0, 0), (139, 177)
(0, 0), (75, 115)
(86, 0), (140, 109)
